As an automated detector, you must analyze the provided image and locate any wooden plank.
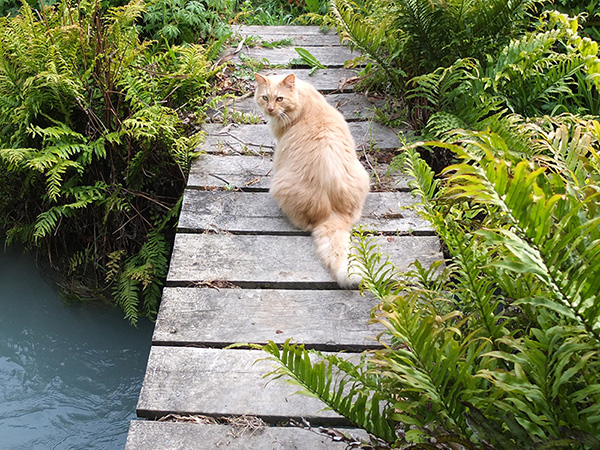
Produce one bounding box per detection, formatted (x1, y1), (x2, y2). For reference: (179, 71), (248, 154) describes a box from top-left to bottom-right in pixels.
(188, 154), (272, 190)
(188, 154), (411, 191)
(258, 68), (358, 92)
(233, 25), (331, 35)
(136, 347), (348, 423)
(166, 234), (442, 287)
(177, 191), (432, 234)
(198, 122), (401, 154)
(326, 93), (383, 121)
(213, 93), (383, 123)
(239, 33), (341, 47)
(154, 288), (382, 349)
(237, 46), (360, 68)
(255, 34), (341, 46)
(126, 421), (367, 450)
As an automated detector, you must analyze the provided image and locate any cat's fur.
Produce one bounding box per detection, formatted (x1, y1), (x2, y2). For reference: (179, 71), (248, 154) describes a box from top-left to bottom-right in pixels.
(254, 73), (370, 288)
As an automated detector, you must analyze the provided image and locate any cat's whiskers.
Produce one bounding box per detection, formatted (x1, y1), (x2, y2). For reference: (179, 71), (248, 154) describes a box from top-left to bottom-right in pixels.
(254, 72), (370, 289)
(278, 111), (292, 128)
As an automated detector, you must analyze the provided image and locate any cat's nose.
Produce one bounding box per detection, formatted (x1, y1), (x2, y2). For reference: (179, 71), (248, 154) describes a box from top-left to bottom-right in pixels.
(267, 107), (274, 113)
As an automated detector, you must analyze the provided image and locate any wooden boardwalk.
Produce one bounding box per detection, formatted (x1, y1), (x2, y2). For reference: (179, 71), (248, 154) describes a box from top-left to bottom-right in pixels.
(125, 26), (442, 449)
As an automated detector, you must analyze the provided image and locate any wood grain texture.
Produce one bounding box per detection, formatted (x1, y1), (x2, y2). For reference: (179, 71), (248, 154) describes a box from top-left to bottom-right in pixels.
(136, 347), (349, 422)
(154, 288), (382, 349)
(197, 122), (401, 154)
(237, 46), (359, 67)
(187, 154), (410, 191)
(233, 25), (331, 35)
(126, 421), (367, 450)
(257, 68), (358, 92)
(166, 234), (442, 287)
(214, 93), (383, 122)
(178, 190), (432, 234)
(188, 154), (272, 190)
(237, 31), (341, 46)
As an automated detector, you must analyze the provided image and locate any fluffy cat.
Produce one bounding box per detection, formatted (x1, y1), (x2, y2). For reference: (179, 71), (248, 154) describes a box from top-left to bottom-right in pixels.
(254, 72), (370, 288)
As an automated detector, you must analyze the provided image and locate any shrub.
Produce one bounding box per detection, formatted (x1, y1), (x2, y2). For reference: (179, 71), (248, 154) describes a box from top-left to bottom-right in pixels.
(232, 0), (328, 25)
(406, 11), (600, 132)
(141, 0), (230, 45)
(0, 0), (217, 323)
(329, 0), (536, 96)
(259, 115), (600, 448)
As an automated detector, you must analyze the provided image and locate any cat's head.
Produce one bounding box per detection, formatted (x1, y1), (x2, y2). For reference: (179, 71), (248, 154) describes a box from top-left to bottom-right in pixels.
(254, 73), (298, 119)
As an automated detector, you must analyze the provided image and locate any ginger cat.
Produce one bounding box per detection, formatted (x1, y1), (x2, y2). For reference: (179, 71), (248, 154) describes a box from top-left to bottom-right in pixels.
(254, 73), (370, 288)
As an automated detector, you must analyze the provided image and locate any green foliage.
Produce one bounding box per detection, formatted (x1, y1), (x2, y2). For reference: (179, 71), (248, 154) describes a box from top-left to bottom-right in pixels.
(328, 0), (536, 96)
(141, 0), (230, 45)
(259, 340), (397, 442)
(232, 0), (328, 25)
(259, 116), (600, 448)
(408, 12), (600, 133)
(550, 0), (600, 41)
(291, 47), (326, 74)
(0, 0), (216, 322)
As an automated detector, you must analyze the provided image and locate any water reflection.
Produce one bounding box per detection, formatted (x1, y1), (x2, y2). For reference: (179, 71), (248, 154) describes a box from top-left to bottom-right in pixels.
(0, 247), (153, 450)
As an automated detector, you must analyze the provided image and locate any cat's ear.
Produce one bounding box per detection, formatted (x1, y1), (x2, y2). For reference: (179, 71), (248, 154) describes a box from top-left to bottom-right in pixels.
(254, 73), (268, 86)
(282, 73), (295, 88)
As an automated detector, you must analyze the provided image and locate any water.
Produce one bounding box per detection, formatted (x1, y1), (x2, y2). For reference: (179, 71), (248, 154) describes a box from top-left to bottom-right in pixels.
(0, 247), (153, 450)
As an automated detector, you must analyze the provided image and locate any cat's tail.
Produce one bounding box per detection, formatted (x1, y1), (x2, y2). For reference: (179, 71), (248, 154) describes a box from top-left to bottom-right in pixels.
(312, 214), (361, 289)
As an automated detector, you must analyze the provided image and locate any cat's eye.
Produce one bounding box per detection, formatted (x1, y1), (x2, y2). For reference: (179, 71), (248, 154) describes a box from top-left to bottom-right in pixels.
(276, 97), (284, 102)
(262, 95), (268, 101)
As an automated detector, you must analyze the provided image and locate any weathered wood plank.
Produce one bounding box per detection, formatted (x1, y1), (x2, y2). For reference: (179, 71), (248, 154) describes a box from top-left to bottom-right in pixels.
(125, 421), (366, 450)
(258, 68), (358, 92)
(188, 154), (272, 190)
(236, 46), (360, 67)
(136, 347), (348, 423)
(254, 34), (341, 46)
(188, 154), (410, 191)
(197, 122), (401, 154)
(213, 93), (382, 123)
(166, 234), (442, 287)
(233, 25), (331, 35)
(154, 288), (382, 349)
(178, 190), (431, 234)
(326, 93), (383, 121)
(236, 31), (341, 46)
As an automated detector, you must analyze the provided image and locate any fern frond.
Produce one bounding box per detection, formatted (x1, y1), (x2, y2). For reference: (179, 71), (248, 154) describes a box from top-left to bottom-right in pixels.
(260, 340), (397, 443)
(438, 131), (600, 341)
(113, 274), (140, 325)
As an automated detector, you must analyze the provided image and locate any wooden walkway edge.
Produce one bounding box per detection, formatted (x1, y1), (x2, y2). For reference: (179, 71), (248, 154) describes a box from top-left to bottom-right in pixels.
(125, 25), (443, 449)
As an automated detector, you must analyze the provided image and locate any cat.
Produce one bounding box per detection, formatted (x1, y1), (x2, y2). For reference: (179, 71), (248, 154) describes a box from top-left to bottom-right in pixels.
(254, 72), (370, 288)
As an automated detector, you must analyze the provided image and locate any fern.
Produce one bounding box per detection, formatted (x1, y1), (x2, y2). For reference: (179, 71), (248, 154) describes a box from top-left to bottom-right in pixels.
(141, 0), (230, 45)
(329, 0), (405, 91)
(436, 128), (600, 341)
(328, 0), (537, 98)
(265, 116), (600, 446)
(259, 340), (397, 443)
(0, 0), (216, 322)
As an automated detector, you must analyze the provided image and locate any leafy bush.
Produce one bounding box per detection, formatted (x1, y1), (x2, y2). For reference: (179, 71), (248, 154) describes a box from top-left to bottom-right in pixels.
(259, 115), (600, 448)
(329, 0), (536, 96)
(409, 12), (600, 132)
(551, 0), (600, 41)
(141, 0), (230, 44)
(0, 0), (218, 323)
(232, 0), (328, 25)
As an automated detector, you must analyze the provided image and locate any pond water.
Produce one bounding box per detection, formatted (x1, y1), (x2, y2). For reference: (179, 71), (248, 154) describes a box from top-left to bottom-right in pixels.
(0, 247), (153, 450)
